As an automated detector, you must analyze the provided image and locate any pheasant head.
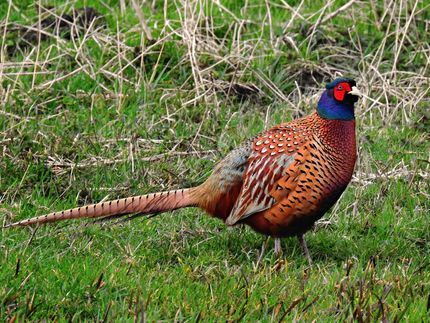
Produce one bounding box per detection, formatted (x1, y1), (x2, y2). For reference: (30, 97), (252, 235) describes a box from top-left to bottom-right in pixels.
(317, 78), (362, 121)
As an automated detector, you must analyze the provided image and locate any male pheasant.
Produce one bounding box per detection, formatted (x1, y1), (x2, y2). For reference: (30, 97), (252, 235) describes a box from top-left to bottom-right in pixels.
(5, 78), (361, 262)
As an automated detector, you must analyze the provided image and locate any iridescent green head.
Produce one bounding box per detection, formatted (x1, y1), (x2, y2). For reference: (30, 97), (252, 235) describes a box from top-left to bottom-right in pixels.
(317, 78), (361, 120)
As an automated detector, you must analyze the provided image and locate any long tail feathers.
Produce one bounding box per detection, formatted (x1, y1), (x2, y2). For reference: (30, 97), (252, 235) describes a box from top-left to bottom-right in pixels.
(4, 188), (197, 228)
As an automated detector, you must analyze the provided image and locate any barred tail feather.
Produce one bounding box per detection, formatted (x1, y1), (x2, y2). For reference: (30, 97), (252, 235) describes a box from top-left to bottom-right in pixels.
(4, 188), (197, 228)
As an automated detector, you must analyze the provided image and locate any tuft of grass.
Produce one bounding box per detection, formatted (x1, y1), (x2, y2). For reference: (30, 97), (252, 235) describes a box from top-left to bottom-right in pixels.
(1, 0), (429, 321)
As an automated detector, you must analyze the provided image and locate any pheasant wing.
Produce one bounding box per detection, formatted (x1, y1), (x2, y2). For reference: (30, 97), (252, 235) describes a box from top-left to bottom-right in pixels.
(225, 125), (311, 225)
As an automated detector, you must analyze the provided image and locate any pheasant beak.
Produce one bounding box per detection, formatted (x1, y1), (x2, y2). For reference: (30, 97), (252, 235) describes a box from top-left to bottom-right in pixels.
(348, 86), (362, 97)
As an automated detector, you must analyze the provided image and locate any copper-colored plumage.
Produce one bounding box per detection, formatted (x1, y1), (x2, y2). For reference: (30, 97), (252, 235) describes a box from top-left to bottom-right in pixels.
(5, 79), (361, 261)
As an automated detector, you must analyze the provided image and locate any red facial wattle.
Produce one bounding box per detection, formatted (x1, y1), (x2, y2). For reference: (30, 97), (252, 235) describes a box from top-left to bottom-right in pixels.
(333, 82), (352, 101)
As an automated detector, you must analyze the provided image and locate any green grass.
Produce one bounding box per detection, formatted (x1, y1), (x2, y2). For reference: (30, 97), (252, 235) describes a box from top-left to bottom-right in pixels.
(1, 0), (429, 320)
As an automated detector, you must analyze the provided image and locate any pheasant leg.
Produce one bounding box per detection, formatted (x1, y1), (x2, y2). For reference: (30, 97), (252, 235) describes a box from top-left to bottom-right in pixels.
(274, 238), (283, 258)
(298, 234), (312, 265)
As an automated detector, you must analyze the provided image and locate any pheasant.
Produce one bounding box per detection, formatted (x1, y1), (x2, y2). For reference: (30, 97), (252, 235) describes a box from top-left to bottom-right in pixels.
(5, 78), (361, 263)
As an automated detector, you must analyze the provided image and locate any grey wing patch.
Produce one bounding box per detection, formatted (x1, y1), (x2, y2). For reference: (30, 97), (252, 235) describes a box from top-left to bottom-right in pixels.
(225, 153), (296, 225)
(212, 141), (252, 189)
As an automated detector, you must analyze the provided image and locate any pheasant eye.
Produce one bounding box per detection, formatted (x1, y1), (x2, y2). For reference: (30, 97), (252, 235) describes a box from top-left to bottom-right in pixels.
(333, 84), (346, 101)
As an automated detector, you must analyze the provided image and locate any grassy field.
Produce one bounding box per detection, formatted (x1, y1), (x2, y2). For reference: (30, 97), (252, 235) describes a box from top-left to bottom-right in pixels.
(1, 0), (429, 321)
